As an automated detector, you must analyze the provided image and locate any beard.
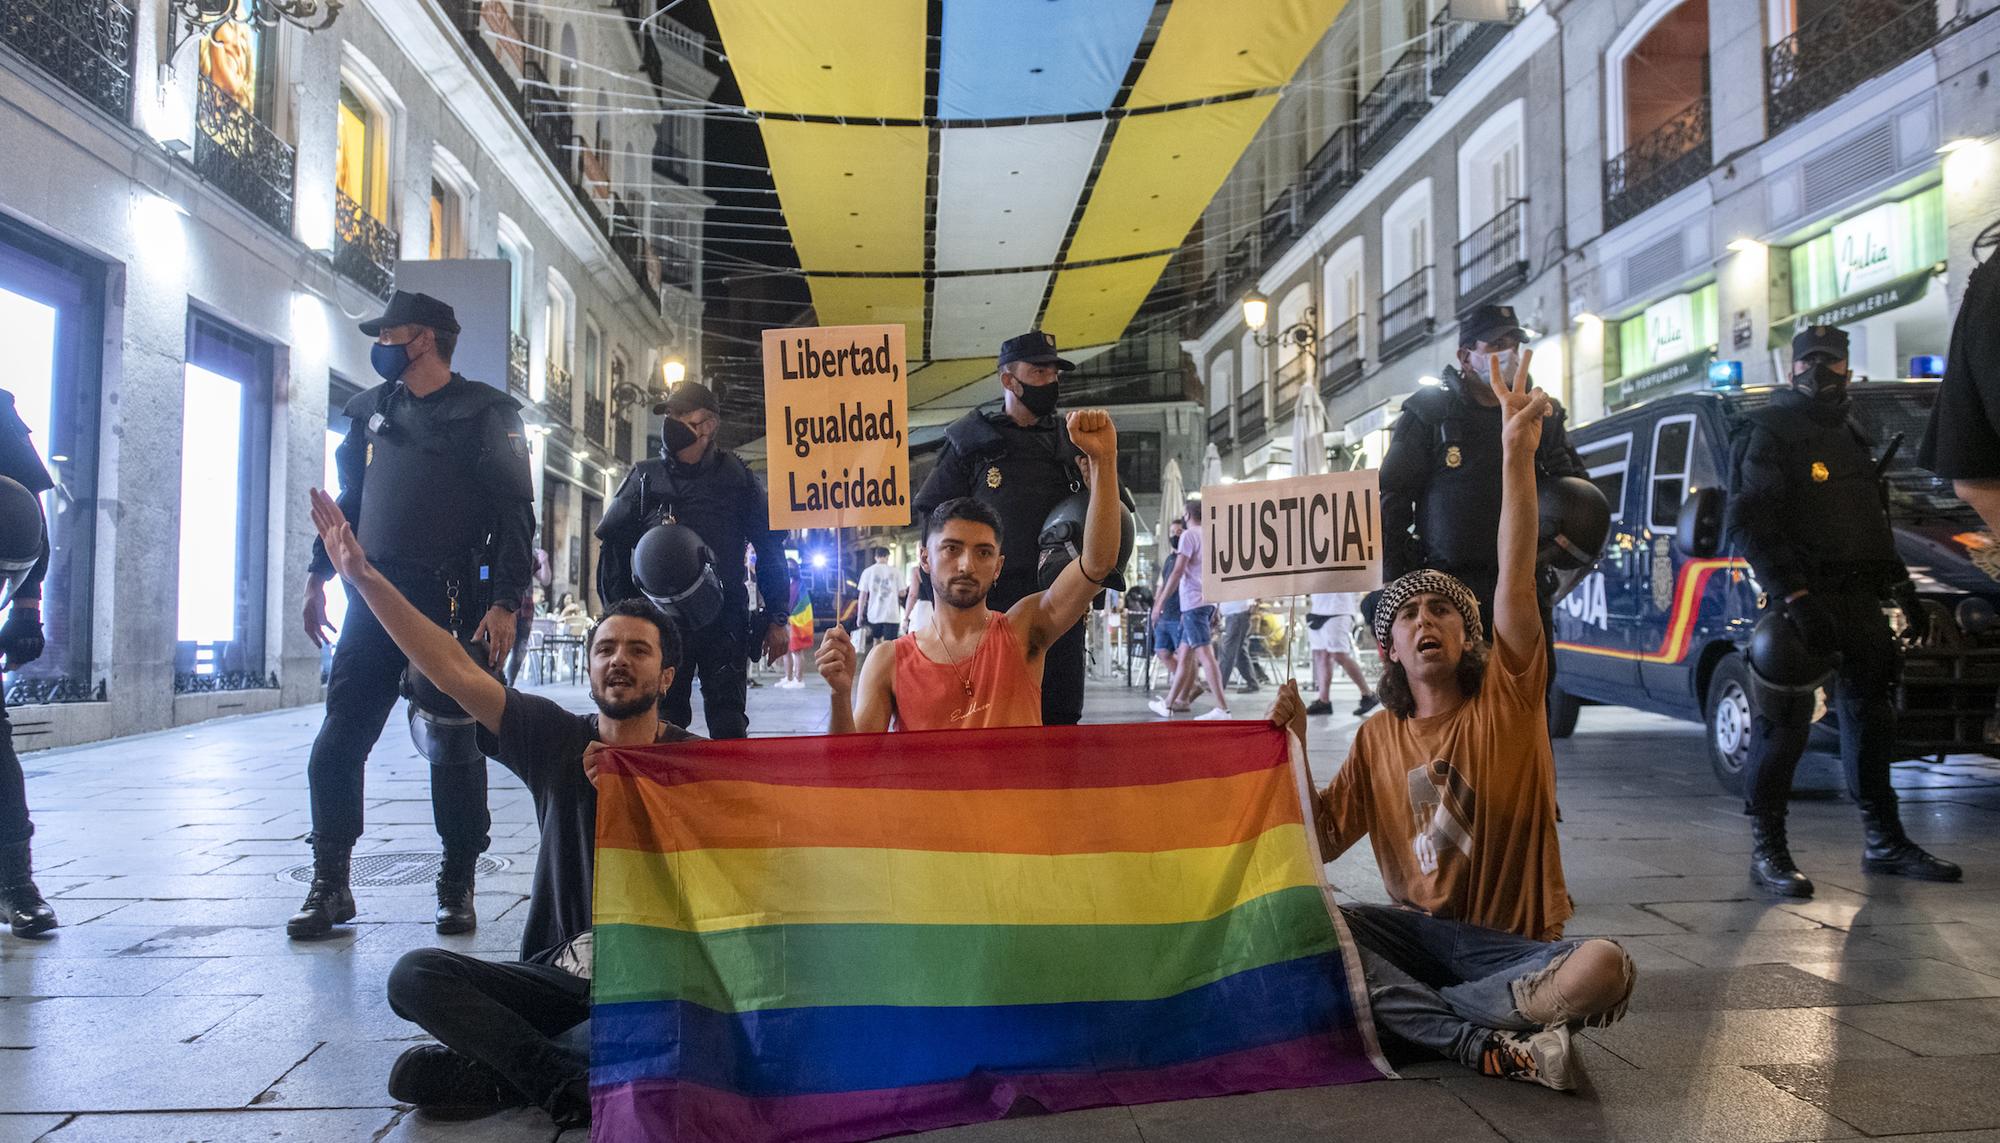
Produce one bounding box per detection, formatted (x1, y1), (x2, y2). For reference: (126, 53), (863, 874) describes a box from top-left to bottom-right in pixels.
(591, 679), (661, 720)
(938, 575), (990, 610)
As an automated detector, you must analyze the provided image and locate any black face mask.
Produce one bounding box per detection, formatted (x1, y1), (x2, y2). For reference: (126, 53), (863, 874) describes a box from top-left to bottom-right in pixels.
(1798, 363), (1849, 404)
(1014, 378), (1060, 419)
(659, 417), (698, 456)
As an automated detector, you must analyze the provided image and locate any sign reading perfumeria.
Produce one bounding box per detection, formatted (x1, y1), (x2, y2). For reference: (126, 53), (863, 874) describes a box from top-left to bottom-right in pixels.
(762, 323), (911, 529)
(1198, 470), (1382, 604)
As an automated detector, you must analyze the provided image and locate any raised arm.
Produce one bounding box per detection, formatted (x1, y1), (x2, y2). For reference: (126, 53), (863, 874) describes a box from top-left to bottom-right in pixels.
(816, 625), (893, 734)
(1491, 350), (1546, 655)
(308, 487), (506, 731)
(1012, 409), (1119, 652)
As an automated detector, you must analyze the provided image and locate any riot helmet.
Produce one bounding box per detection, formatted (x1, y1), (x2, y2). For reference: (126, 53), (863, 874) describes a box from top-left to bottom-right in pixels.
(401, 641), (490, 768)
(632, 522), (723, 631)
(0, 476), (42, 611)
(1536, 476), (1612, 571)
(1035, 490), (1136, 590)
(1746, 609), (1838, 694)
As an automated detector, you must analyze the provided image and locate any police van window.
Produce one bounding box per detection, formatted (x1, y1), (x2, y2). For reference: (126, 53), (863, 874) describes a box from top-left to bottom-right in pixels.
(1576, 433), (1631, 522)
(1649, 415), (1696, 531)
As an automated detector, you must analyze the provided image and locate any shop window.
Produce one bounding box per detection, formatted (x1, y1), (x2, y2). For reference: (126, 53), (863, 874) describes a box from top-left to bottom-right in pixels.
(1788, 185), (1946, 312)
(0, 219), (105, 703)
(1615, 283), (1718, 376)
(1648, 414), (1696, 531)
(1578, 433), (1633, 522)
(318, 373), (362, 670)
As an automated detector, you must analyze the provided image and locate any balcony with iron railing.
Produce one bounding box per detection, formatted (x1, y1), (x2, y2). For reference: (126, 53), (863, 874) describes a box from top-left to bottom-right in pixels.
(1273, 351), (1312, 416)
(610, 200), (662, 307)
(194, 74), (295, 235)
(1303, 124), (1359, 216)
(1208, 408), (1232, 452)
(1455, 198), (1527, 313)
(1766, 0), (1934, 135)
(507, 333), (530, 400)
(1356, 49), (1430, 167)
(1429, 2), (1521, 97)
(543, 361), (573, 421)
(1319, 314), (1365, 397)
(653, 139), (694, 184)
(1378, 268), (1435, 363)
(0, 0), (134, 120)
(1259, 186), (1302, 255)
(1236, 388), (1267, 444)
(651, 18), (706, 68)
(1603, 93), (1711, 229)
(333, 190), (397, 300)
(584, 391), (607, 443)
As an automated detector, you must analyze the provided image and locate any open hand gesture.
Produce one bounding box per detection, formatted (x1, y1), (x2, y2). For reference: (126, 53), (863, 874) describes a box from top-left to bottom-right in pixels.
(1066, 408), (1118, 466)
(1486, 348), (1550, 457)
(308, 487), (370, 586)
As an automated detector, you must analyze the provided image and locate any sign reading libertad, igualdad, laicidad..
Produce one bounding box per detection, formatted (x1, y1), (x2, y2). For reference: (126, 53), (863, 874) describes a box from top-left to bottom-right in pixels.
(762, 323), (911, 529)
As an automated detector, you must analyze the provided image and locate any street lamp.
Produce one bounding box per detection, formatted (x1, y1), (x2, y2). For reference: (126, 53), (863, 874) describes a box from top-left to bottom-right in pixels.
(1241, 291), (1270, 332)
(1244, 291), (1319, 368)
(661, 358), (686, 386)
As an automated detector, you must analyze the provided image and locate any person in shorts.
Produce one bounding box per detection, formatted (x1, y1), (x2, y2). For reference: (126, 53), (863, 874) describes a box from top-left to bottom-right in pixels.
(1305, 591), (1378, 717)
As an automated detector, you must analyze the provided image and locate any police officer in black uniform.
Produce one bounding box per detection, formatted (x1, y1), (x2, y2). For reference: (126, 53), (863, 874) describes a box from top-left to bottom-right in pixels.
(912, 331), (1130, 725)
(292, 291), (535, 940)
(595, 381), (789, 739)
(1725, 324), (1959, 898)
(0, 391), (56, 937)
(1380, 304), (1586, 632)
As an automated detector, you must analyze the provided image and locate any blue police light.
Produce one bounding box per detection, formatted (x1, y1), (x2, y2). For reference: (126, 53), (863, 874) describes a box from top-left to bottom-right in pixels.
(1909, 355), (1946, 378)
(1708, 359), (1744, 388)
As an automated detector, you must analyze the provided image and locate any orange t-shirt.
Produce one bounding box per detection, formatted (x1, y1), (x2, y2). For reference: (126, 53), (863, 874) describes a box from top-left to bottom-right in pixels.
(1320, 632), (1571, 940)
(890, 612), (1044, 731)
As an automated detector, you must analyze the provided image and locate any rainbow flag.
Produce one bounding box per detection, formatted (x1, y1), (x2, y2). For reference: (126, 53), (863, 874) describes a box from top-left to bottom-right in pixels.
(590, 722), (1385, 1143)
(787, 594), (814, 652)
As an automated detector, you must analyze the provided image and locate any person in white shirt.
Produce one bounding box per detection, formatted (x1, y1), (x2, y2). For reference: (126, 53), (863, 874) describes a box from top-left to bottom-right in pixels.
(1305, 591), (1379, 717)
(853, 547), (903, 655)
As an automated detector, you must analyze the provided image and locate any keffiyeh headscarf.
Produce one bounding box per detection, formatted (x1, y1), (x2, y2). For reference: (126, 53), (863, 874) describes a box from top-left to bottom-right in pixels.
(1371, 569), (1483, 649)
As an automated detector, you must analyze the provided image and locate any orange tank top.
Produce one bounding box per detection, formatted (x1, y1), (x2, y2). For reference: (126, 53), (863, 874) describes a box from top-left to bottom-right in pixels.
(891, 612), (1044, 731)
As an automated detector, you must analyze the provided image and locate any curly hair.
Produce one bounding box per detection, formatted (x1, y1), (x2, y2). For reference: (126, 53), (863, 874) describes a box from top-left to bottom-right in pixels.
(1375, 637), (1489, 718)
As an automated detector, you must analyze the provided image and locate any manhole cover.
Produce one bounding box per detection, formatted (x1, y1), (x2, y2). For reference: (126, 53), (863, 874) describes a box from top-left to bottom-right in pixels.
(281, 852), (509, 887)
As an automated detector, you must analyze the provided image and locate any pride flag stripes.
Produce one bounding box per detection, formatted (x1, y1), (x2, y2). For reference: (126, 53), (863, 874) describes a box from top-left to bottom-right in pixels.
(591, 721), (1384, 1142)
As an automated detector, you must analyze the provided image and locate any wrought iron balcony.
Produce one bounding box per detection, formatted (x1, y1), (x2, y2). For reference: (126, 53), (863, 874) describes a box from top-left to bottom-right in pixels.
(609, 199), (662, 307)
(194, 75), (295, 235)
(1378, 267), (1435, 364)
(584, 391), (607, 443)
(1455, 199), (1527, 313)
(333, 190), (397, 300)
(543, 361), (573, 420)
(1767, 0), (1934, 135)
(1319, 313), (1365, 397)
(1429, 2), (1520, 97)
(651, 17), (705, 67)
(1603, 92), (1710, 230)
(1208, 408), (1232, 453)
(1356, 49), (1430, 168)
(1259, 186), (1302, 255)
(1303, 124), (1359, 216)
(1273, 351), (1312, 415)
(507, 333), (530, 400)
(1236, 389), (1267, 443)
(0, 0), (134, 120)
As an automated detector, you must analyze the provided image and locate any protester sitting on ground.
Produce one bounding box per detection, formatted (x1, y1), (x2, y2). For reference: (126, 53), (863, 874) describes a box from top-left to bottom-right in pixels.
(1306, 591), (1379, 717)
(1280, 353), (1635, 1092)
(817, 409), (1121, 731)
(307, 487), (697, 1129)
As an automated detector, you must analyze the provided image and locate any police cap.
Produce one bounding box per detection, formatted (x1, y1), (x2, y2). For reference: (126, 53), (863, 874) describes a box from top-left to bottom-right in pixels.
(1457, 304), (1532, 349)
(651, 380), (721, 418)
(998, 331), (1076, 372)
(359, 290), (461, 336)
(1791, 324), (1849, 362)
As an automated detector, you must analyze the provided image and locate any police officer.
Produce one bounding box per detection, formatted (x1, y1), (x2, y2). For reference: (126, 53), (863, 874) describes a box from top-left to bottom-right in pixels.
(1380, 304), (1586, 631)
(292, 291), (535, 940)
(1726, 324), (1959, 898)
(912, 331), (1132, 726)
(0, 391), (55, 937)
(1917, 222), (2000, 531)
(595, 381), (789, 738)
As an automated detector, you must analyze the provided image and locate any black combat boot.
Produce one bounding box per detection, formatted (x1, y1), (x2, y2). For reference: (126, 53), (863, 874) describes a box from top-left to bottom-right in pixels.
(1749, 814), (1814, 897)
(286, 843), (356, 940)
(0, 840), (56, 937)
(1860, 800), (1962, 881)
(435, 850), (477, 935)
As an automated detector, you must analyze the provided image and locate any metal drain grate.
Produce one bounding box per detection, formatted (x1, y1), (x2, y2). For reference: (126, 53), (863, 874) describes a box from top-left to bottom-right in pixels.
(281, 852), (509, 887)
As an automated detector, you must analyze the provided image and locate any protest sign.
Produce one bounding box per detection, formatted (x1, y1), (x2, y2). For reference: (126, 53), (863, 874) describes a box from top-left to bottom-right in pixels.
(762, 323), (910, 529)
(1197, 470), (1381, 603)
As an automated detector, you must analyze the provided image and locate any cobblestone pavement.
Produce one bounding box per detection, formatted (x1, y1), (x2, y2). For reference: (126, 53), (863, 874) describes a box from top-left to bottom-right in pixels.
(4, 654), (1999, 1142)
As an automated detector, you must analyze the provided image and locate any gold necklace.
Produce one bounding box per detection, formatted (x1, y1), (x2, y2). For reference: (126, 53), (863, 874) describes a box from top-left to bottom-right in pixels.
(929, 619), (982, 698)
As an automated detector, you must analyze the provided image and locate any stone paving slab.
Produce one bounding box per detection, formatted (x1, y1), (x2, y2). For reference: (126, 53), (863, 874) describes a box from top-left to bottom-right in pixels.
(2, 671), (1997, 1141)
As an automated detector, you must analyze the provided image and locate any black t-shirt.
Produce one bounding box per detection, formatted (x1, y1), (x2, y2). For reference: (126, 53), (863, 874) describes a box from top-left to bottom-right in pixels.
(483, 688), (698, 964)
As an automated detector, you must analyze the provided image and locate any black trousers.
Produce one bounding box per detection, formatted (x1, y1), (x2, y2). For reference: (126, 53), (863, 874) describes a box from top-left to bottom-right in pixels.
(0, 696), (28, 847)
(662, 608), (750, 739)
(1746, 590), (1900, 817)
(387, 947), (589, 1110)
(987, 574), (1087, 725)
(306, 573), (490, 853)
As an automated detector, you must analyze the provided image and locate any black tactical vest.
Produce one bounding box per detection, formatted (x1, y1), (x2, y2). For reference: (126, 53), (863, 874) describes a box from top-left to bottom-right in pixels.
(352, 378), (514, 577)
(1742, 398), (1900, 582)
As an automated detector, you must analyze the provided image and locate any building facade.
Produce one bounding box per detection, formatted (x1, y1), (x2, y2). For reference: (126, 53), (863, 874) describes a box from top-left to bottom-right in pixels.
(0, 0), (710, 746)
(1187, 0), (2000, 491)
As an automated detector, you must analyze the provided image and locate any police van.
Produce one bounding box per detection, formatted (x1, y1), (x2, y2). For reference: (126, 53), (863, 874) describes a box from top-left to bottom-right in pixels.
(1549, 380), (2000, 793)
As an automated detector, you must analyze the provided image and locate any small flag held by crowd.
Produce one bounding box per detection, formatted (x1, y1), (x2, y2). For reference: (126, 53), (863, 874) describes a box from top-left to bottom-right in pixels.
(588, 721), (1386, 1143)
(786, 592), (814, 653)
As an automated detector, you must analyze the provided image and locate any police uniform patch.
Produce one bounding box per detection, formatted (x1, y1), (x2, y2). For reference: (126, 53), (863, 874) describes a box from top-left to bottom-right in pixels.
(1444, 445), (1462, 469)
(985, 466), (1002, 489)
(1810, 461), (1829, 482)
